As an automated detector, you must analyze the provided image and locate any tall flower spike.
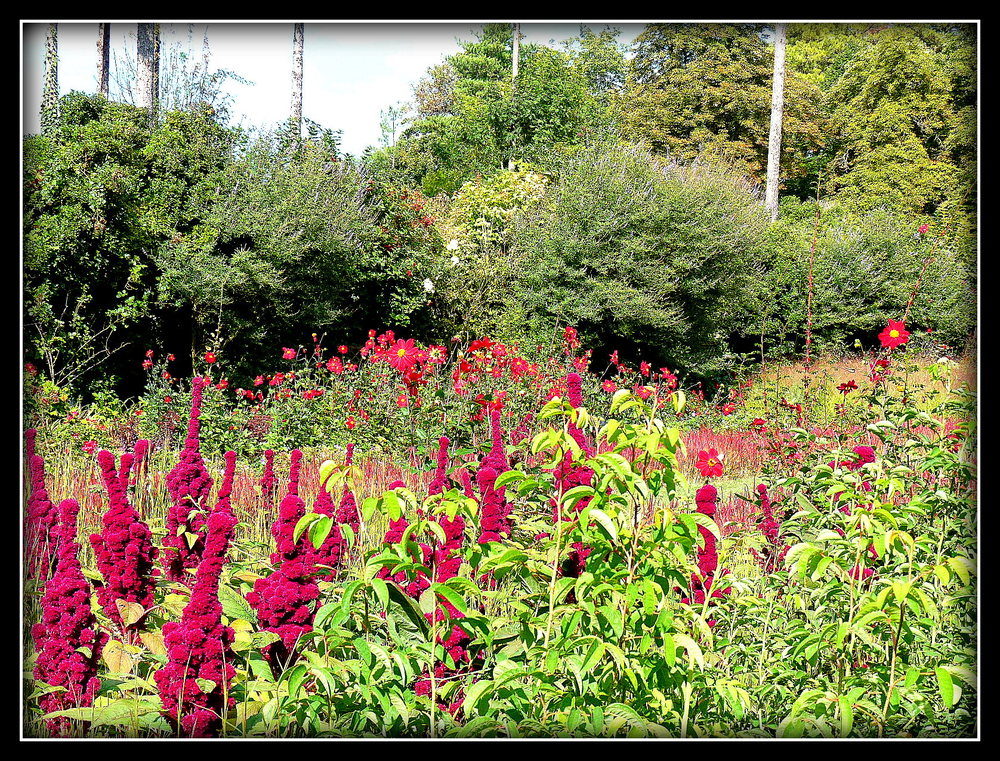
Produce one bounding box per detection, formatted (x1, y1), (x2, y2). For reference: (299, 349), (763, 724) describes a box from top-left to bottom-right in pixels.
(90, 450), (159, 637)
(25, 449), (58, 581)
(162, 378), (214, 583)
(261, 449), (277, 510)
(154, 508), (239, 737)
(287, 449), (303, 496)
(118, 452), (135, 492)
(428, 436), (451, 496)
(32, 499), (108, 736)
(214, 451), (238, 515)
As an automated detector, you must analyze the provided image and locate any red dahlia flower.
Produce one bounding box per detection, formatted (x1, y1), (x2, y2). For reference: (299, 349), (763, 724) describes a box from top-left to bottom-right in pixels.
(387, 338), (421, 371)
(878, 320), (910, 349)
(695, 448), (724, 478)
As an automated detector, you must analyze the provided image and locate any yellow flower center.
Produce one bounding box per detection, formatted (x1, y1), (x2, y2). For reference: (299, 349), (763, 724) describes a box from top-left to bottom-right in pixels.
(889, 330), (899, 338)
(397, 349), (407, 357)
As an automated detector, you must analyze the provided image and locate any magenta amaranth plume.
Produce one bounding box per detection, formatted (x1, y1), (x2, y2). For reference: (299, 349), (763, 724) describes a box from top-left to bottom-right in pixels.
(428, 437), (452, 496)
(681, 484), (731, 626)
(154, 509), (239, 737)
(32, 498), (108, 736)
(214, 451), (238, 515)
(162, 377), (215, 584)
(287, 449), (303, 496)
(550, 373), (595, 582)
(90, 450), (159, 638)
(118, 452), (135, 492)
(25, 452), (58, 580)
(261, 449), (278, 510)
(247, 468), (320, 668)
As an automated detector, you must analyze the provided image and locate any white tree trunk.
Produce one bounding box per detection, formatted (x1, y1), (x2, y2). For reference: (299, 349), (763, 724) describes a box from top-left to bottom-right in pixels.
(97, 23), (110, 98)
(508, 23), (520, 170)
(137, 23), (159, 117)
(764, 23), (787, 222)
(41, 24), (59, 136)
(291, 23), (304, 147)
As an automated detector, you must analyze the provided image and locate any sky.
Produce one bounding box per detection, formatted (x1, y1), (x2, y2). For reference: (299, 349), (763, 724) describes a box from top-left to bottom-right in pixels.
(22, 21), (644, 156)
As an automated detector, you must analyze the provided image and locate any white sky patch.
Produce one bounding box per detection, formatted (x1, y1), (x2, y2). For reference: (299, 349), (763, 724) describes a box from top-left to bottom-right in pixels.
(22, 21), (643, 156)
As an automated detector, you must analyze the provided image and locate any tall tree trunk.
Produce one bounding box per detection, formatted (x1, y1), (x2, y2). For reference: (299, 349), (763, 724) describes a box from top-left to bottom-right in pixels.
(41, 24), (59, 137)
(97, 24), (110, 98)
(507, 23), (520, 170)
(290, 23), (304, 149)
(764, 23), (787, 222)
(137, 23), (160, 119)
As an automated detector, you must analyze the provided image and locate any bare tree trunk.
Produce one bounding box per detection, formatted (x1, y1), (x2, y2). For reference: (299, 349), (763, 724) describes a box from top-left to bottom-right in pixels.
(507, 23), (520, 171)
(41, 24), (59, 137)
(137, 23), (160, 119)
(290, 23), (304, 149)
(764, 23), (787, 222)
(151, 24), (160, 114)
(97, 23), (110, 98)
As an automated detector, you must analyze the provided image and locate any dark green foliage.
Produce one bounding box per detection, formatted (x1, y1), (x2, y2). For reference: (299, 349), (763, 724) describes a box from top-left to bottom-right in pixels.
(621, 24), (825, 190)
(372, 24), (602, 195)
(23, 93), (442, 396)
(501, 143), (770, 377)
(748, 199), (975, 357)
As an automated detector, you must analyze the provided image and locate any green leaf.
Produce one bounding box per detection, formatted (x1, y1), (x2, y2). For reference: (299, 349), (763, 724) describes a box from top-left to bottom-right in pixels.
(218, 583), (257, 624)
(418, 588), (437, 616)
(935, 666), (955, 708)
(308, 515), (333, 550)
(370, 577), (390, 612)
(293, 513), (317, 545)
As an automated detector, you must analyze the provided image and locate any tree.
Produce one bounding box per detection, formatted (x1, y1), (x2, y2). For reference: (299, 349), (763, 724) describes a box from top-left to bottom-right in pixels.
(561, 25), (629, 102)
(137, 23), (160, 117)
(112, 26), (248, 123)
(97, 24), (110, 98)
(500, 143), (771, 375)
(764, 23), (786, 220)
(621, 24), (824, 188)
(290, 23), (304, 148)
(41, 24), (59, 137)
(390, 24), (601, 194)
(815, 24), (974, 216)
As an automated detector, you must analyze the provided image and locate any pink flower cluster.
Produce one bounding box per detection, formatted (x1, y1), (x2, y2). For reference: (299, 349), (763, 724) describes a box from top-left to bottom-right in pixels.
(89, 450), (159, 638)
(25, 431), (58, 580)
(154, 508), (239, 737)
(162, 377), (215, 583)
(32, 498), (108, 736)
